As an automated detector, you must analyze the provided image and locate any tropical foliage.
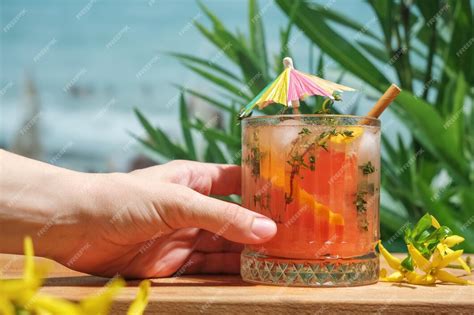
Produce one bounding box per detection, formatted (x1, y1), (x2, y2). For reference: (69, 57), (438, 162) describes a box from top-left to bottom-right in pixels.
(134, 0), (474, 251)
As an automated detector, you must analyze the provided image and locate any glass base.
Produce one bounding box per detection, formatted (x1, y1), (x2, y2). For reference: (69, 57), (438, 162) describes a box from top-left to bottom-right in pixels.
(241, 249), (379, 287)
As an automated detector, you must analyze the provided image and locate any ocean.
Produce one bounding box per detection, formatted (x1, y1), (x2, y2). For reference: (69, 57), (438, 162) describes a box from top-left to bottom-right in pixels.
(1, 0), (385, 172)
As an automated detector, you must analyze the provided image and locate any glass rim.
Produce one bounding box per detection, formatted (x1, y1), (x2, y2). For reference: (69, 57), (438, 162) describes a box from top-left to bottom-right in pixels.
(242, 114), (381, 126)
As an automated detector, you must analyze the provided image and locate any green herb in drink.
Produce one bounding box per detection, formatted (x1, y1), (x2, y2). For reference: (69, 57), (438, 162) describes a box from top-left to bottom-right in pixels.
(361, 161), (375, 175)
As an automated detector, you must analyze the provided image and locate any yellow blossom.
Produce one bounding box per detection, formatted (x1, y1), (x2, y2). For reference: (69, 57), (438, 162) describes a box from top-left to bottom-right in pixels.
(443, 235), (464, 247)
(430, 215), (471, 274)
(127, 280), (151, 315)
(80, 277), (126, 314)
(430, 215), (441, 229)
(26, 295), (81, 315)
(0, 296), (15, 315)
(437, 236), (471, 274)
(378, 241), (419, 283)
(408, 244), (473, 285)
(0, 237), (151, 315)
(0, 237), (47, 302)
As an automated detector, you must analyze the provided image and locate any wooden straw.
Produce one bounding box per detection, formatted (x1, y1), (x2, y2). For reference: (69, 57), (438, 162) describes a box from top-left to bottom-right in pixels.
(361, 83), (401, 124)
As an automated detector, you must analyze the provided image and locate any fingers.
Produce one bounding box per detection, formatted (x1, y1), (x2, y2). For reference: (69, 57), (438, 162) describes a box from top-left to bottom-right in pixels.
(192, 162), (241, 196)
(167, 160), (241, 196)
(194, 230), (243, 253)
(160, 184), (277, 244)
(180, 252), (241, 274)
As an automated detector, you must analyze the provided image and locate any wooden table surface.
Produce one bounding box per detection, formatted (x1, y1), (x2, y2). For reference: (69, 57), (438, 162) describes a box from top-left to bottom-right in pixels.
(1, 254), (473, 314)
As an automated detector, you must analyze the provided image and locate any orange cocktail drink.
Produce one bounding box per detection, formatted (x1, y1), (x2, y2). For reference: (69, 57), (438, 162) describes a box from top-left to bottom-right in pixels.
(240, 115), (380, 286)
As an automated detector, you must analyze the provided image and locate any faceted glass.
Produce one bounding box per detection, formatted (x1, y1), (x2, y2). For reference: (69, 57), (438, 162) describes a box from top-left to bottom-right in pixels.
(240, 115), (380, 286)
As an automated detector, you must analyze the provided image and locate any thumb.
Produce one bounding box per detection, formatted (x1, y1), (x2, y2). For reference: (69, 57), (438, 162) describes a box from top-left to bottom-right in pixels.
(159, 184), (277, 244)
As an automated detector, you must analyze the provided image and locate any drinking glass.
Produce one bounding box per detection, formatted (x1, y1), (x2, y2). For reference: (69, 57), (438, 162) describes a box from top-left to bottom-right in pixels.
(240, 115), (380, 287)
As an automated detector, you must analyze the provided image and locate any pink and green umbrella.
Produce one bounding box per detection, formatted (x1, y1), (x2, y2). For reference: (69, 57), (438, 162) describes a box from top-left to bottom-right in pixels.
(239, 57), (355, 118)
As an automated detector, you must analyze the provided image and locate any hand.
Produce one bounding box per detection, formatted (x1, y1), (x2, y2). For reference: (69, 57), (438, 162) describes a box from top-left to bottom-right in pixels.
(0, 152), (277, 279)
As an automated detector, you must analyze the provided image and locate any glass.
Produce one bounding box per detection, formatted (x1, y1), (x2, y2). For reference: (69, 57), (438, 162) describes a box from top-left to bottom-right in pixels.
(240, 115), (380, 287)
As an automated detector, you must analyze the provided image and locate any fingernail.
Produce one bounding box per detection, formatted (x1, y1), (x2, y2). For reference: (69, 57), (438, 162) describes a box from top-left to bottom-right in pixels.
(251, 217), (277, 239)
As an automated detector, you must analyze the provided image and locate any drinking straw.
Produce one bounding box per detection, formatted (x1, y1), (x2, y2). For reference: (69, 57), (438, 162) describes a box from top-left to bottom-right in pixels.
(362, 84), (401, 124)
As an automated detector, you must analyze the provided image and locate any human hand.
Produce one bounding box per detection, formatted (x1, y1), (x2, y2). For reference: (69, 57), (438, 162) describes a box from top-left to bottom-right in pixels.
(48, 160), (277, 278)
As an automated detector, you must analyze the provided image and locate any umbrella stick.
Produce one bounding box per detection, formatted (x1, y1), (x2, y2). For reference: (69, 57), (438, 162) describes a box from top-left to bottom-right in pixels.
(283, 57), (301, 115)
(361, 84), (401, 124)
(291, 100), (300, 114)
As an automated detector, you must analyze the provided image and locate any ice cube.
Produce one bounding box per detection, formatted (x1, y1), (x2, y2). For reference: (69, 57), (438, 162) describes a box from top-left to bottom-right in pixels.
(270, 119), (307, 152)
(357, 130), (379, 164)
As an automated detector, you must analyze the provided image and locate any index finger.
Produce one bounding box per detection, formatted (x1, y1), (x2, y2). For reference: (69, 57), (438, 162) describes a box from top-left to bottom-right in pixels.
(168, 160), (241, 196)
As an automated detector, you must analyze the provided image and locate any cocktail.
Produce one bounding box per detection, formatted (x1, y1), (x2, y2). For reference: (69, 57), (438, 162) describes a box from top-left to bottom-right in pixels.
(238, 57), (399, 286)
(240, 115), (380, 286)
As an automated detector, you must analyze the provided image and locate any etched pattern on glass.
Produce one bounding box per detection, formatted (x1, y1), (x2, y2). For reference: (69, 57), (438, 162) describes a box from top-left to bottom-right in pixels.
(241, 250), (379, 286)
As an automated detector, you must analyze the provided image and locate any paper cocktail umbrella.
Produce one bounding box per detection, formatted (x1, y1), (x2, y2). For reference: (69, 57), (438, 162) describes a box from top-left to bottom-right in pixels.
(239, 57), (355, 118)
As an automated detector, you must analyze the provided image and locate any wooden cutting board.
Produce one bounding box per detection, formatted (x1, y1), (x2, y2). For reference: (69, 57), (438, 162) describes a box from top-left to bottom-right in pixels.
(1, 253), (473, 314)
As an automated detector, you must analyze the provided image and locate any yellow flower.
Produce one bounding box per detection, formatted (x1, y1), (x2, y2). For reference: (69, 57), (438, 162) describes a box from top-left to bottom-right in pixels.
(27, 295), (81, 315)
(0, 237), (151, 315)
(0, 237), (47, 302)
(408, 244), (473, 285)
(431, 215), (441, 228)
(437, 237), (471, 274)
(443, 235), (464, 247)
(127, 280), (151, 315)
(80, 277), (126, 314)
(444, 236), (470, 273)
(430, 215), (471, 274)
(0, 296), (15, 315)
(378, 241), (419, 282)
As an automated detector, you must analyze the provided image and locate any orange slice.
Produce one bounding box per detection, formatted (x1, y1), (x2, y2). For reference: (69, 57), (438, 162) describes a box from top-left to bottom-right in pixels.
(329, 212), (345, 225)
(330, 127), (364, 144)
(257, 148), (345, 227)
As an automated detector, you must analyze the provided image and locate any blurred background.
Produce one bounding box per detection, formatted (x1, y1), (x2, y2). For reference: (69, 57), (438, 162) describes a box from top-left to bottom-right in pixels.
(1, 0), (473, 250)
(0, 0), (385, 172)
